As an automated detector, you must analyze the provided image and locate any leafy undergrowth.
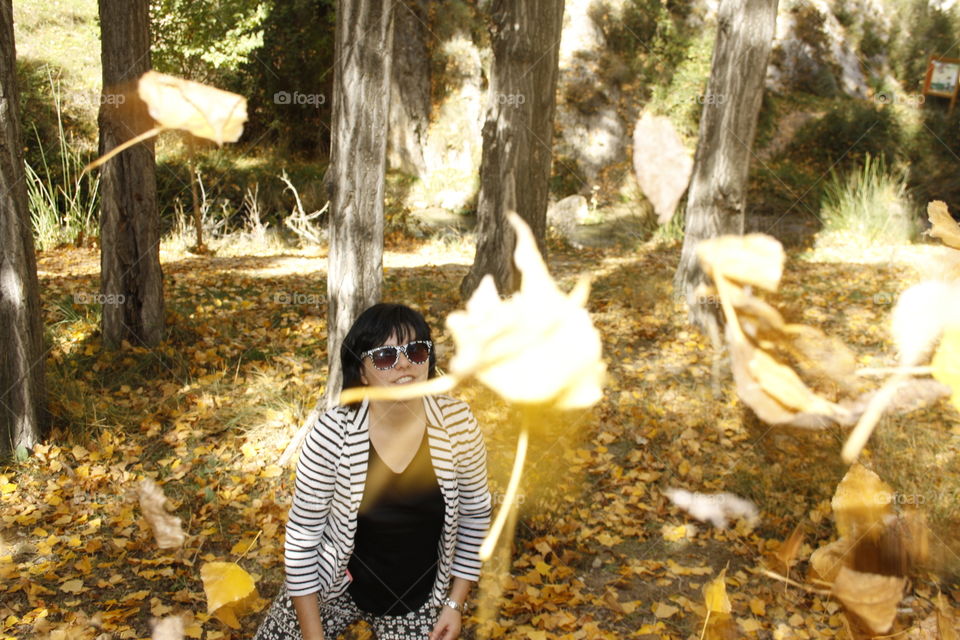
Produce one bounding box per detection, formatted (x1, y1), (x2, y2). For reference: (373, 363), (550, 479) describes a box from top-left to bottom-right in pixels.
(2, 237), (959, 640)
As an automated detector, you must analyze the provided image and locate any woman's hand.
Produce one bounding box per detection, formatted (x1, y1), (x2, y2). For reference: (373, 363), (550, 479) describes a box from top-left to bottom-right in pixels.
(428, 605), (462, 640)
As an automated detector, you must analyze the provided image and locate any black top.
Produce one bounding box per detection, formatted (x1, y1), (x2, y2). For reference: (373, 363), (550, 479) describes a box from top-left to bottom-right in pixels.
(347, 430), (446, 615)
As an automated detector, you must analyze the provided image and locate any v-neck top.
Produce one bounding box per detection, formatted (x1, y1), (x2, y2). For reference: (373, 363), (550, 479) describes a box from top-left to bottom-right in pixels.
(346, 430), (446, 615)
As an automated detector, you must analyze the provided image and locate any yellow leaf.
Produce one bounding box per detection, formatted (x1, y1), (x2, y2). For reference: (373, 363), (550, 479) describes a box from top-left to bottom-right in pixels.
(749, 598), (766, 616)
(662, 524), (695, 541)
(340, 215), (606, 409)
(445, 214), (605, 409)
(739, 617), (763, 633)
(697, 234), (785, 292)
(138, 71), (247, 145)
(595, 532), (622, 547)
(654, 602), (679, 618)
(200, 562), (258, 629)
(926, 201), (960, 249)
(831, 566), (905, 634)
(832, 464), (893, 541)
(932, 328), (960, 412)
(60, 579), (84, 593)
(703, 569), (732, 614)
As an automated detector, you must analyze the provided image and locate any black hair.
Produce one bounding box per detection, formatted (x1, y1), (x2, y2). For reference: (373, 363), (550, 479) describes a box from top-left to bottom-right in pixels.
(340, 303), (437, 400)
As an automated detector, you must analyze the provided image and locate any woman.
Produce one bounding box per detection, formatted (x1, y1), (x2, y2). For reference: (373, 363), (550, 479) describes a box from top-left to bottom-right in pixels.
(255, 303), (492, 640)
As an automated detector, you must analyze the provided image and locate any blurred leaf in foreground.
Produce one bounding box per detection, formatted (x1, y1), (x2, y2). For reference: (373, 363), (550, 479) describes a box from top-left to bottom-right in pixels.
(138, 71), (247, 144)
(137, 478), (185, 550)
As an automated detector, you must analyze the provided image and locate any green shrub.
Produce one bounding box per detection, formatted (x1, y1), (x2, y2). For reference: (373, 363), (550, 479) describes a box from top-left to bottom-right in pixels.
(819, 153), (918, 245)
(786, 100), (903, 173)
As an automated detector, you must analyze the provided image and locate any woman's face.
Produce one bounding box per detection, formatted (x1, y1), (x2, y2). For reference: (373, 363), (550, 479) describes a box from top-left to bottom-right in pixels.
(360, 330), (430, 388)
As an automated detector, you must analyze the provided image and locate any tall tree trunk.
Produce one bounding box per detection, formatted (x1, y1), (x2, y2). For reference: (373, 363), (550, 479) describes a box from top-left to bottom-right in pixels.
(0, 0), (45, 456)
(324, 0), (394, 407)
(98, 0), (163, 348)
(674, 0), (778, 332)
(387, 0), (429, 177)
(460, 0), (564, 299)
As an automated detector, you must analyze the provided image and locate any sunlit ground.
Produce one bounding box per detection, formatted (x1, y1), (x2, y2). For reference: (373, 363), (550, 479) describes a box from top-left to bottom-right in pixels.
(3, 234), (960, 639)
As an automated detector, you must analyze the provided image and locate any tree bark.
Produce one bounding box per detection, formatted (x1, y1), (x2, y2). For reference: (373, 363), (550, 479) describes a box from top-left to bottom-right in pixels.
(324, 0), (394, 407)
(98, 0), (163, 348)
(674, 0), (779, 332)
(0, 0), (45, 456)
(387, 0), (429, 177)
(460, 0), (564, 299)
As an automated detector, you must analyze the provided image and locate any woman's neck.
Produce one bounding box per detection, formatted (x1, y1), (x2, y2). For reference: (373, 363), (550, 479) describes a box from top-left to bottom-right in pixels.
(368, 397), (425, 430)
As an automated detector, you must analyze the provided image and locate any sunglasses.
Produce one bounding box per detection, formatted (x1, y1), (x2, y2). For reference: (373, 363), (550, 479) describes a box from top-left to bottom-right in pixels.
(360, 340), (433, 370)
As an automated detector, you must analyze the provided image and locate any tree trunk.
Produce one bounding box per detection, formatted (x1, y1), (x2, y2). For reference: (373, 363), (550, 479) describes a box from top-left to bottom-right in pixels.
(387, 0), (429, 177)
(0, 0), (45, 456)
(98, 0), (163, 348)
(460, 0), (564, 299)
(674, 0), (778, 332)
(324, 0), (394, 407)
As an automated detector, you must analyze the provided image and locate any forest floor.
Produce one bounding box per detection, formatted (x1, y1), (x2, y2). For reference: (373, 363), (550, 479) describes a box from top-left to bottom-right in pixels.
(2, 229), (960, 640)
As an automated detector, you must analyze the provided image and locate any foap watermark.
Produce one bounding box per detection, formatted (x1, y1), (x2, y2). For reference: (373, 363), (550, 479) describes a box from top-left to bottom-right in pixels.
(273, 91), (326, 107)
(80, 91), (127, 108)
(874, 92), (925, 107)
(274, 291), (322, 306)
(491, 490), (526, 506)
(494, 93), (526, 106)
(74, 292), (126, 306)
(873, 490), (956, 506)
(692, 93), (727, 105)
(675, 291), (722, 307)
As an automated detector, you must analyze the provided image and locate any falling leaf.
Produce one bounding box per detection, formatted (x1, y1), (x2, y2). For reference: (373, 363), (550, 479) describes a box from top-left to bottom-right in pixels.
(151, 614), (186, 640)
(932, 328), (960, 411)
(340, 214), (606, 409)
(664, 489), (758, 529)
(891, 281), (960, 367)
(831, 566), (905, 634)
(925, 200), (960, 249)
(809, 539), (852, 585)
(697, 234), (785, 292)
(632, 111), (693, 224)
(703, 569), (732, 615)
(138, 71), (247, 145)
(831, 464), (893, 542)
(938, 592), (958, 640)
(200, 562), (258, 629)
(137, 478), (186, 549)
(445, 213), (605, 409)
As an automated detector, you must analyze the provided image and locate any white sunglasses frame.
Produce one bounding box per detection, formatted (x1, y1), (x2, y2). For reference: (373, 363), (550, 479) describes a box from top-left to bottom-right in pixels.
(359, 340), (433, 370)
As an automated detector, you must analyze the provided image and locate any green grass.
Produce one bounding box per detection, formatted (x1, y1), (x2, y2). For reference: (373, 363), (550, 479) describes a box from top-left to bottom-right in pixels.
(818, 153), (919, 246)
(25, 78), (100, 251)
(13, 0), (102, 135)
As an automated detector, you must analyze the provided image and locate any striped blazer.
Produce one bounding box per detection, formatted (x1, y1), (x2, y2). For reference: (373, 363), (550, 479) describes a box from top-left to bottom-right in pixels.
(284, 395), (493, 606)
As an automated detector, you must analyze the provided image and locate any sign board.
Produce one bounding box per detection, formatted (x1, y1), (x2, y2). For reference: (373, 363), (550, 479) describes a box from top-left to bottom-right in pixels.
(923, 56), (960, 112)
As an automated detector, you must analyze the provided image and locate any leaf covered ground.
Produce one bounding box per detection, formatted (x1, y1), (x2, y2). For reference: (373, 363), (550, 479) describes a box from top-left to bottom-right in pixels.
(2, 236), (959, 639)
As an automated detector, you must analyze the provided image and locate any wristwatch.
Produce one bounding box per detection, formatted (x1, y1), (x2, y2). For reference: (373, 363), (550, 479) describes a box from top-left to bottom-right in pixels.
(443, 598), (464, 613)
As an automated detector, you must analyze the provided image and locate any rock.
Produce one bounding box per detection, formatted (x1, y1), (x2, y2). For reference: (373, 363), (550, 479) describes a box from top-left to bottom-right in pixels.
(547, 194), (590, 237)
(410, 34), (485, 212)
(632, 112), (694, 225)
(553, 0), (628, 185)
(766, 0), (878, 98)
